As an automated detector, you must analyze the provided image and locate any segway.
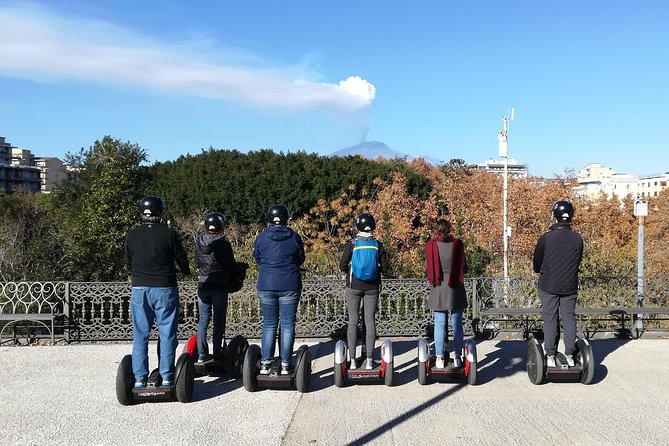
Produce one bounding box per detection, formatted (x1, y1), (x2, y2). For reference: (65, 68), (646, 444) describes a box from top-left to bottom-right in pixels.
(416, 338), (478, 385)
(115, 341), (195, 405)
(526, 336), (595, 385)
(333, 339), (394, 387)
(242, 343), (312, 393)
(183, 334), (248, 378)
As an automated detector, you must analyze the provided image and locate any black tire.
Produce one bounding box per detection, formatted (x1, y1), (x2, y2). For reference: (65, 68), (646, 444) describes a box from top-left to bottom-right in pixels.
(467, 360), (478, 386)
(384, 360), (394, 387)
(115, 355), (134, 406)
(577, 340), (595, 385)
(243, 344), (261, 392)
(226, 335), (248, 379)
(334, 361), (346, 388)
(175, 353), (195, 403)
(295, 345), (312, 393)
(417, 359), (428, 385)
(526, 341), (545, 385)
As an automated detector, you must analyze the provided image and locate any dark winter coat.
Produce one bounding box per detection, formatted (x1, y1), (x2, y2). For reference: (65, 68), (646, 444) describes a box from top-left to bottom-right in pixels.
(195, 233), (235, 290)
(339, 233), (390, 291)
(533, 222), (584, 295)
(253, 225), (305, 292)
(125, 222), (191, 287)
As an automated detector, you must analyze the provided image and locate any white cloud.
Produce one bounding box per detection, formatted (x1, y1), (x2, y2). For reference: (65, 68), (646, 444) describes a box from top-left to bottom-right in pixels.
(0, 4), (376, 111)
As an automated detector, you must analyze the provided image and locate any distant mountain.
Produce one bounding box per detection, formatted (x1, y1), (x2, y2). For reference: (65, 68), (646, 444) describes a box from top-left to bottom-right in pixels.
(329, 141), (411, 160)
(329, 140), (444, 165)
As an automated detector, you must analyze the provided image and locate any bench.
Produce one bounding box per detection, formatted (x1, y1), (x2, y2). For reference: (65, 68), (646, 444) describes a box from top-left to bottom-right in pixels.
(477, 305), (669, 339)
(0, 282), (66, 345)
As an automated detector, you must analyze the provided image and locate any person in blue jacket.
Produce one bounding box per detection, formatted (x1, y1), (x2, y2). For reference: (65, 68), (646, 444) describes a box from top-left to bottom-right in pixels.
(253, 204), (305, 375)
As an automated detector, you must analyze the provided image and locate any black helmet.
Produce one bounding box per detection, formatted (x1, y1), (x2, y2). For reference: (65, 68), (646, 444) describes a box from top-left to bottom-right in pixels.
(204, 212), (226, 232)
(266, 204), (289, 225)
(139, 196), (164, 222)
(552, 200), (574, 223)
(355, 213), (376, 232)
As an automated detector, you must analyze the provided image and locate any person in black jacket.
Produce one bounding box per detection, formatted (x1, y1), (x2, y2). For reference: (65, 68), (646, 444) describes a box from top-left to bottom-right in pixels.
(533, 200), (583, 368)
(125, 196), (191, 388)
(195, 212), (236, 362)
(339, 213), (390, 370)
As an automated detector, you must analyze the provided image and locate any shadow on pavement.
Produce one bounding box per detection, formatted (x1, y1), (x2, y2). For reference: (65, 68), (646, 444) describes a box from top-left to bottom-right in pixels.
(192, 375), (243, 402)
(345, 383), (467, 446)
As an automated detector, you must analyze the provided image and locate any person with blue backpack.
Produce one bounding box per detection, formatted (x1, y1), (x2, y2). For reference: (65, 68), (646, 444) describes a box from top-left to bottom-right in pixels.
(339, 213), (390, 370)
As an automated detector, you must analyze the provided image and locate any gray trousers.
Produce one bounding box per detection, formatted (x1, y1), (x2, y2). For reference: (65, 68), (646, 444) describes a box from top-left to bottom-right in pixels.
(540, 289), (577, 356)
(345, 287), (378, 359)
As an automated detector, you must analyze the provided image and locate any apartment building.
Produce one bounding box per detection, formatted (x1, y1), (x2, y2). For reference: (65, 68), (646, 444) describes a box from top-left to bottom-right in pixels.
(576, 163), (669, 199)
(1, 136), (62, 193)
(473, 158), (529, 178)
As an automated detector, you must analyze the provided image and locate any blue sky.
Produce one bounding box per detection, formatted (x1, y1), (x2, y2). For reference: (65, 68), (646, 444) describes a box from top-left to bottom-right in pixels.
(1, 0), (667, 178)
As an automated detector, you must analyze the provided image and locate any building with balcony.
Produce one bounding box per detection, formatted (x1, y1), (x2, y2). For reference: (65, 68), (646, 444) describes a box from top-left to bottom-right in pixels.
(576, 163), (669, 199)
(473, 158), (529, 178)
(1, 137), (53, 193)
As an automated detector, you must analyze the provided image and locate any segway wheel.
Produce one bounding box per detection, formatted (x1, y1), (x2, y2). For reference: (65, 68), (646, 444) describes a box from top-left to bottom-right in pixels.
(295, 345), (312, 393)
(334, 361), (346, 388)
(417, 359), (428, 386)
(226, 335), (248, 379)
(577, 339), (595, 385)
(466, 359), (478, 386)
(175, 353), (195, 403)
(243, 344), (261, 392)
(526, 341), (545, 385)
(115, 355), (135, 406)
(384, 360), (394, 387)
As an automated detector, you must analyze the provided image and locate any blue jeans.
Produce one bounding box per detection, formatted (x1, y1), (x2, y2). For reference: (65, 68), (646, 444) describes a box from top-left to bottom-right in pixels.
(258, 290), (300, 364)
(434, 310), (463, 358)
(197, 289), (229, 357)
(131, 286), (179, 383)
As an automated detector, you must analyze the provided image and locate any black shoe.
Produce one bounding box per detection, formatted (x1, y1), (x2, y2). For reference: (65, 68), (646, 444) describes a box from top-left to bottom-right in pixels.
(259, 362), (272, 375)
(281, 363), (294, 375)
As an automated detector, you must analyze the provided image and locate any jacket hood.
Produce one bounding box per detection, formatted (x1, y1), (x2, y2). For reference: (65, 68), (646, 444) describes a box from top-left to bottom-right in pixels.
(266, 225), (294, 241)
(197, 233), (224, 254)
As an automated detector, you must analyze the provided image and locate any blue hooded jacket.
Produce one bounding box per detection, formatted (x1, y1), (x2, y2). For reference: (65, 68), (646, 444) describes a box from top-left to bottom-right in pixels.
(253, 225), (305, 291)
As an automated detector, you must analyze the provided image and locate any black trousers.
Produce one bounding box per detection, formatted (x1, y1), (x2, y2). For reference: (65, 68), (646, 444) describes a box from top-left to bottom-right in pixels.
(540, 289), (577, 356)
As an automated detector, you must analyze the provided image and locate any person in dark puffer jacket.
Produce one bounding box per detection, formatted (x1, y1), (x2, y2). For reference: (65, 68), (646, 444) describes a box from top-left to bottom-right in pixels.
(533, 200), (584, 368)
(195, 212), (236, 362)
(253, 204), (305, 376)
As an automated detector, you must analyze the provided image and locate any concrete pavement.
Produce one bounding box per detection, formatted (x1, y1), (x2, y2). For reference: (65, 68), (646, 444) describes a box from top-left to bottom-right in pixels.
(1, 338), (668, 446)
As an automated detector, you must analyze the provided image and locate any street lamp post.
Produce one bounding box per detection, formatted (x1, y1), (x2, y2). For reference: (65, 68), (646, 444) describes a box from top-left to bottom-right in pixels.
(498, 109), (514, 285)
(634, 199), (648, 334)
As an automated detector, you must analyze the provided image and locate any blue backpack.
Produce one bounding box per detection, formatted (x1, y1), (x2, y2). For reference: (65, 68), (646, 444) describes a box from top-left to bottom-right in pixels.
(351, 239), (379, 281)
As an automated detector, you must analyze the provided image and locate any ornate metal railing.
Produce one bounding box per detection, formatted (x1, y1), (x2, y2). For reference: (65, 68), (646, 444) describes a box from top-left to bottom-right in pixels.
(1, 277), (668, 342)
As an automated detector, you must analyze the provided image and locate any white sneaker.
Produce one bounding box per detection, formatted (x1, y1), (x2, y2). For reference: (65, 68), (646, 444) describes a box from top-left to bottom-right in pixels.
(435, 356), (445, 369)
(349, 359), (357, 370)
(453, 355), (462, 368)
(565, 355), (575, 367)
(546, 355), (556, 368)
(365, 358), (374, 370)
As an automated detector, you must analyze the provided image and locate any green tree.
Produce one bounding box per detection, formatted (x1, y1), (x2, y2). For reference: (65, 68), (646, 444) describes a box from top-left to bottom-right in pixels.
(64, 137), (148, 281)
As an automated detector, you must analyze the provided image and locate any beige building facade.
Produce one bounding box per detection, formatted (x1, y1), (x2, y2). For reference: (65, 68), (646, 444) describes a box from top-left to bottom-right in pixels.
(576, 163), (669, 199)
